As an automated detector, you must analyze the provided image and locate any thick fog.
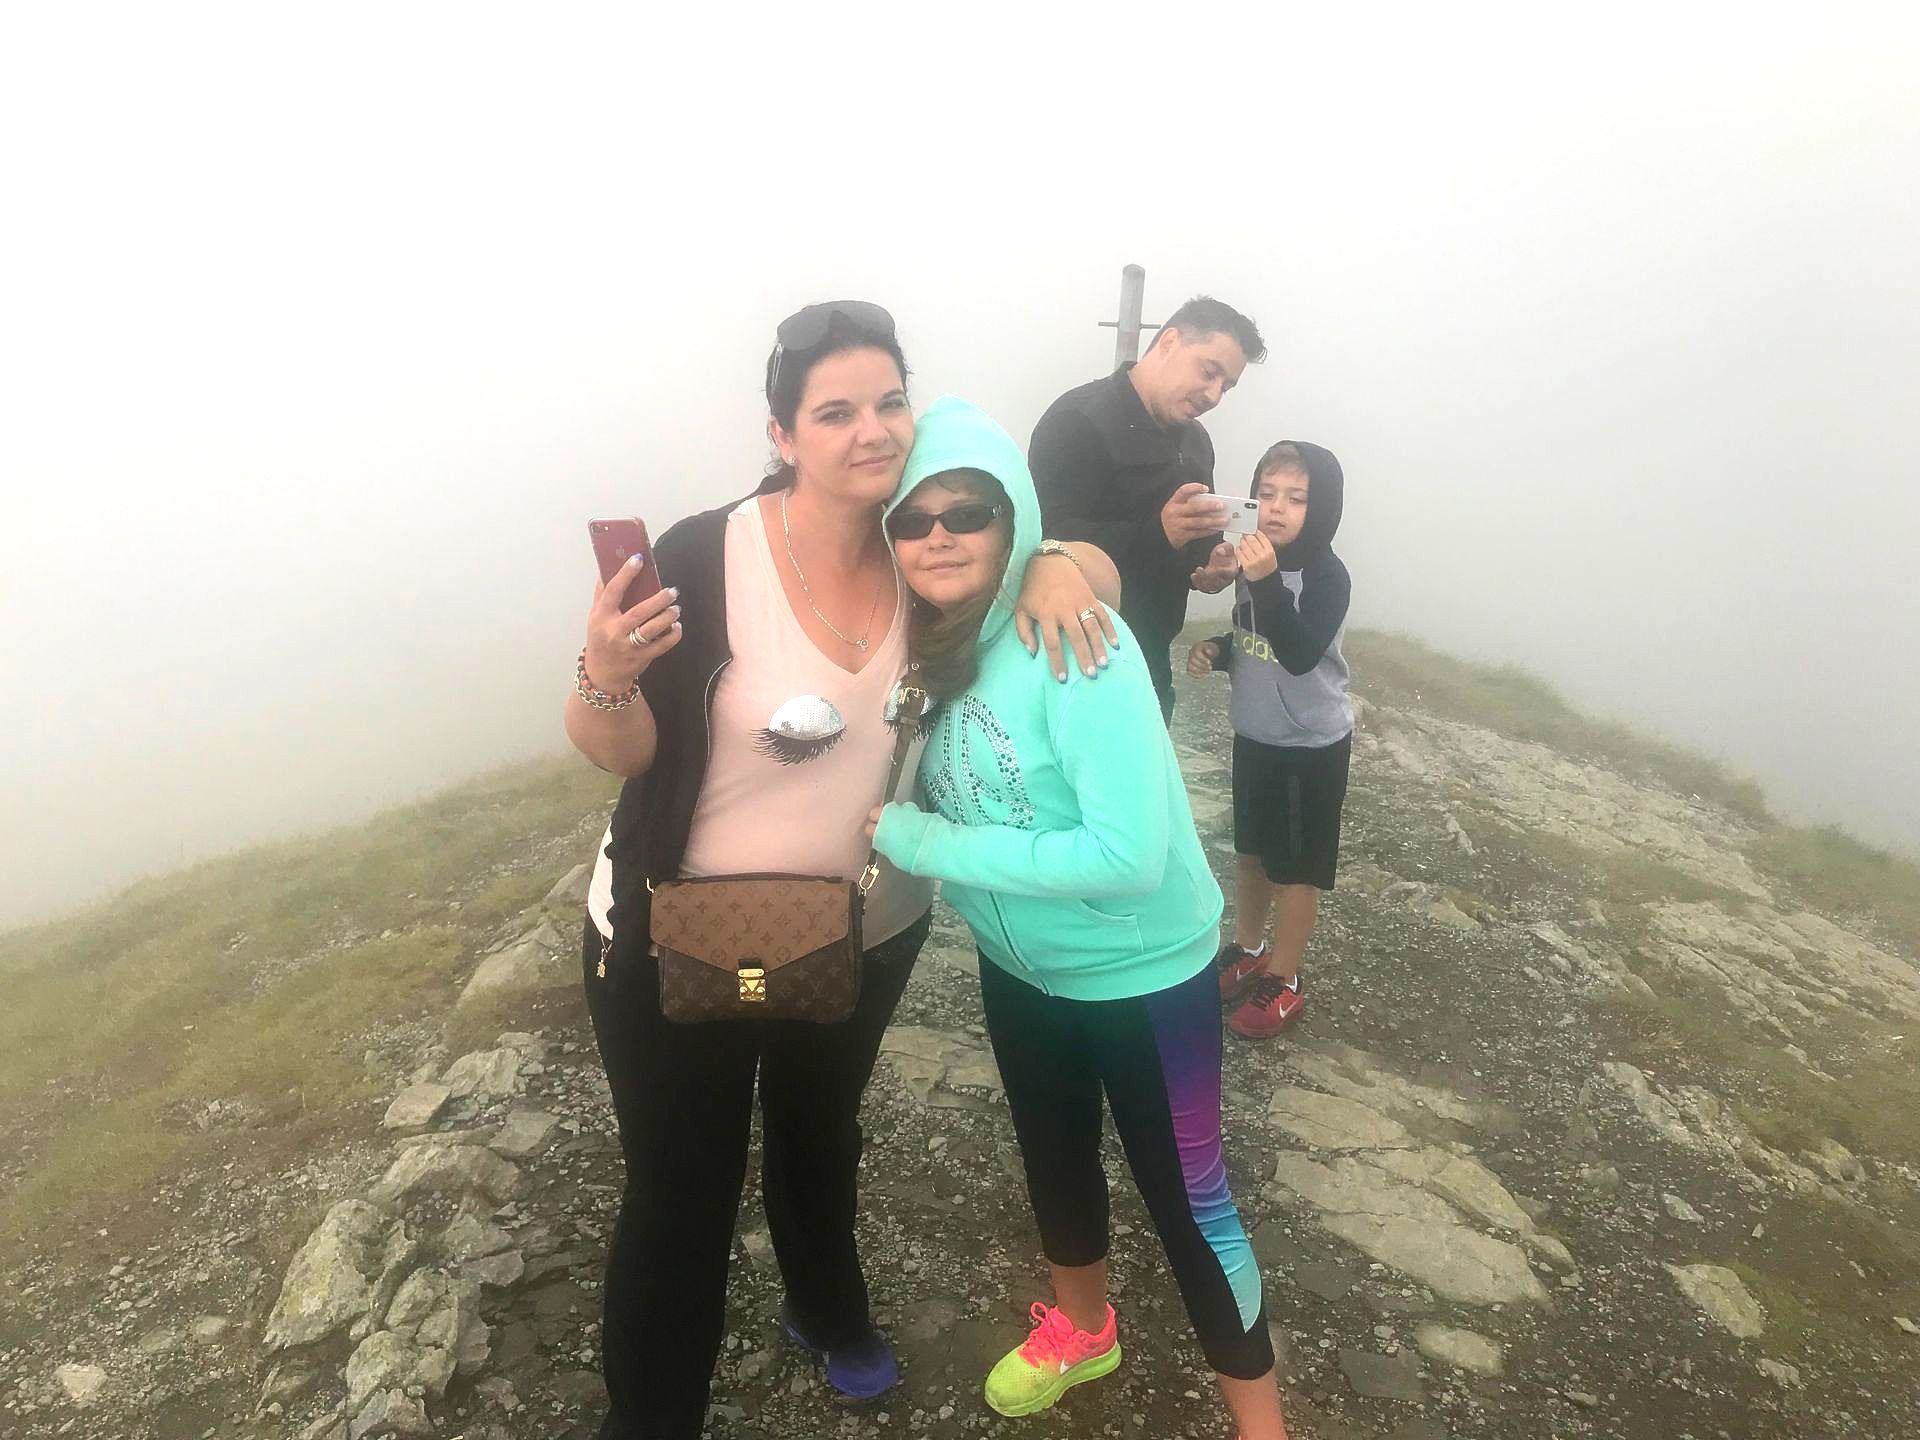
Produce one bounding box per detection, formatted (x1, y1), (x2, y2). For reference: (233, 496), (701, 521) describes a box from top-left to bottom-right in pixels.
(4, 9), (1917, 926)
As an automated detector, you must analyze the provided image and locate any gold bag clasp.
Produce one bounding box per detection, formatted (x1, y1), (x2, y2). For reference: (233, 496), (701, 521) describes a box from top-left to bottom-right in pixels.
(738, 963), (767, 1003)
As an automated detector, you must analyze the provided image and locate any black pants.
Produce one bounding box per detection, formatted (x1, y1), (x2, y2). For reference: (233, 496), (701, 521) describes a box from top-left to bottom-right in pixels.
(979, 958), (1273, 1380)
(583, 908), (931, 1439)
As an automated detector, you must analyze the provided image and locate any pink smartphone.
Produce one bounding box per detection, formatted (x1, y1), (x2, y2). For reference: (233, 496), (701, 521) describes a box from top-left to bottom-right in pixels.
(588, 517), (663, 610)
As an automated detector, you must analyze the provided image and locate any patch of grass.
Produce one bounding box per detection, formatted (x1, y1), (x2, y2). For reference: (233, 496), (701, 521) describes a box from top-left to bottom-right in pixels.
(1334, 628), (1919, 961)
(1748, 824), (1920, 958)
(166, 928), (465, 1103)
(1600, 975), (1920, 1165)
(0, 1101), (184, 1249)
(0, 752), (618, 1264)
(0, 755), (613, 1104)
(1506, 824), (1747, 911)
(1346, 630), (1772, 824)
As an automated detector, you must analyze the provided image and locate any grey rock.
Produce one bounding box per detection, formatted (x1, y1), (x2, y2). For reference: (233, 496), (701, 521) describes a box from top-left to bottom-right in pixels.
(1667, 1263), (1765, 1338)
(371, 1224), (420, 1316)
(1271, 1153), (1548, 1306)
(381, 1083), (452, 1131)
(1566, 1390), (1600, 1408)
(880, 1025), (1003, 1104)
(55, 1363), (108, 1406)
(393, 1270), (491, 1375)
(1426, 897), (1480, 930)
(1414, 1323), (1503, 1376)
(190, 1314), (232, 1342)
(440, 1211), (514, 1261)
(546, 862), (593, 909)
(1891, 1315), (1918, 1336)
(462, 1248), (526, 1289)
(1338, 1348), (1423, 1401)
(1579, 1163), (1621, 1195)
(345, 1331), (442, 1412)
(1287, 1049), (1489, 1128)
(460, 938), (570, 1009)
(1662, 1193), (1705, 1223)
(393, 1127), (492, 1152)
(297, 1414), (348, 1440)
(1758, 1358), (1803, 1387)
(1805, 1137), (1866, 1185)
(349, 1388), (432, 1440)
(1523, 1232), (1577, 1270)
(1268, 1088), (1414, 1151)
(489, 1108), (560, 1160)
(496, 1029), (550, 1059)
(1362, 1147), (1533, 1232)
(264, 1200), (395, 1350)
(387, 1269), (453, 1335)
(474, 1376), (521, 1411)
(440, 1047), (522, 1100)
(1292, 1262), (1356, 1303)
(369, 1144), (524, 1207)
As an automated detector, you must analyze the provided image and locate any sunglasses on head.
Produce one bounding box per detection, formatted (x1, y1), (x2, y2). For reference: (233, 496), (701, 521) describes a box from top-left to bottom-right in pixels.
(769, 300), (896, 397)
(885, 502), (1004, 542)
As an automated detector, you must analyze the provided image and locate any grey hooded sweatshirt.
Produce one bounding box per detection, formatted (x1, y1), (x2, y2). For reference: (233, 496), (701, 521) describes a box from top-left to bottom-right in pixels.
(1211, 441), (1353, 749)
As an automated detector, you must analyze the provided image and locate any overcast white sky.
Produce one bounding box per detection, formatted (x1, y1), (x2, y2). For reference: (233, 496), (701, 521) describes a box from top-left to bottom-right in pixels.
(3, 4), (1917, 923)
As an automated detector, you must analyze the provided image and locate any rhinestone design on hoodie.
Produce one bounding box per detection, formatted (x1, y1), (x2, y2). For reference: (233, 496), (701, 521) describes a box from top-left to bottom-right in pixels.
(923, 696), (1034, 830)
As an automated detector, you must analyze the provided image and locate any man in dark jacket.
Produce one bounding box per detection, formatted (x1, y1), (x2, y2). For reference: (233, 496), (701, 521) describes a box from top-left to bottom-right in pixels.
(1030, 295), (1266, 721)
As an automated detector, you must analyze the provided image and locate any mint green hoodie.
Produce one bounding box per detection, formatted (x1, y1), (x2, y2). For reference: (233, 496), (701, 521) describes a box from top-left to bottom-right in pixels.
(872, 396), (1223, 1001)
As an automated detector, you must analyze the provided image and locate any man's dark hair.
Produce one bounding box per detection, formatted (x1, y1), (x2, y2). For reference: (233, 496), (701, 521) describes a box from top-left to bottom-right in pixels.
(1161, 295), (1266, 364)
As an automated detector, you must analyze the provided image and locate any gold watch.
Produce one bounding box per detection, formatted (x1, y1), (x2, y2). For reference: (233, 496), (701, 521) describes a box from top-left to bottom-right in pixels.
(1034, 538), (1083, 572)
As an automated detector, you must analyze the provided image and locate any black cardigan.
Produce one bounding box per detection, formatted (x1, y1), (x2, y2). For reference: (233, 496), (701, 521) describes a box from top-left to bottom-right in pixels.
(602, 477), (786, 949)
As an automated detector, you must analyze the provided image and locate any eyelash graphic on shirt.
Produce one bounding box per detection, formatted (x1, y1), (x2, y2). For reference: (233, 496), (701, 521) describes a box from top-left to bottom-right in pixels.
(753, 694), (846, 765)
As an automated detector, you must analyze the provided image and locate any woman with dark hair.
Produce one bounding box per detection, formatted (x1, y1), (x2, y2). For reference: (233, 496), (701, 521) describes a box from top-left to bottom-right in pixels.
(564, 303), (1119, 1439)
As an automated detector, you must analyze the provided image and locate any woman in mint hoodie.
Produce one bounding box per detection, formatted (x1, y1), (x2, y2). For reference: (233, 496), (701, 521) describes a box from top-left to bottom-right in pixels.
(869, 397), (1288, 1440)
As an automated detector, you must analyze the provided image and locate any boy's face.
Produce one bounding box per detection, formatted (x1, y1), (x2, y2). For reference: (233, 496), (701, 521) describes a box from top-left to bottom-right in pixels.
(1257, 465), (1309, 547)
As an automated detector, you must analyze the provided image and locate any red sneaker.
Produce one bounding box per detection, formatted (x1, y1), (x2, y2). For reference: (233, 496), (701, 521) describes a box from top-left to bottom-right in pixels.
(1230, 973), (1304, 1039)
(1214, 940), (1271, 1002)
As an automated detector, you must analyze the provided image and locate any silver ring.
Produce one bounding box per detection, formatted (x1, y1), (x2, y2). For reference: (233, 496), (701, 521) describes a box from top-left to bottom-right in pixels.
(1076, 608), (1098, 623)
(627, 626), (649, 649)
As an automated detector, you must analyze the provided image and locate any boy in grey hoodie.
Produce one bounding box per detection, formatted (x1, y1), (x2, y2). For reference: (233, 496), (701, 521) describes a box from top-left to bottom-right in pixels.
(1187, 441), (1352, 1039)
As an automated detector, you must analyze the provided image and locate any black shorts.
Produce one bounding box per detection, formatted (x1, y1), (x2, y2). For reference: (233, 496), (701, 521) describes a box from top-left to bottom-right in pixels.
(1231, 731), (1352, 889)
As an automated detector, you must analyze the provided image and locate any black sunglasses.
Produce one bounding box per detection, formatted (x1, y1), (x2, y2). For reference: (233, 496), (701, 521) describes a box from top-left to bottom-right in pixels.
(770, 300), (896, 397)
(885, 502), (1004, 542)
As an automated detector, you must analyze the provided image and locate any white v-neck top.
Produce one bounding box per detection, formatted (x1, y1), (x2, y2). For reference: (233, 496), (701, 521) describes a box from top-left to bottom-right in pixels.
(674, 498), (931, 945)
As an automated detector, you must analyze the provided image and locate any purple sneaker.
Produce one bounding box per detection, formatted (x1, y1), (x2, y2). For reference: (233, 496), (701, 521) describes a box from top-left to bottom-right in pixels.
(779, 1300), (898, 1401)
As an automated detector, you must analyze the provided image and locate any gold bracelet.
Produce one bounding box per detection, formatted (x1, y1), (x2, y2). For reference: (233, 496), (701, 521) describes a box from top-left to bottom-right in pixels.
(575, 649), (644, 711)
(1034, 538), (1083, 572)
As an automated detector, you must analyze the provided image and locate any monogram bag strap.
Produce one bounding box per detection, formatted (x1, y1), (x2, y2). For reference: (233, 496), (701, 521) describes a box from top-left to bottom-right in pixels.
(857, 682), (928, 898)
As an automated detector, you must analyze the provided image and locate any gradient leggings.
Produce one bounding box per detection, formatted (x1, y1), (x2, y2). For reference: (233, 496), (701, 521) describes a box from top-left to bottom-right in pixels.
(979, 957), (1273, 1379)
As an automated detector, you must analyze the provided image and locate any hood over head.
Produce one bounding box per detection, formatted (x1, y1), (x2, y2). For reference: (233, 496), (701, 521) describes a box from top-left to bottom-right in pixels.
(886, 395), (1040, 652)
(1253, 440), (1344, 569)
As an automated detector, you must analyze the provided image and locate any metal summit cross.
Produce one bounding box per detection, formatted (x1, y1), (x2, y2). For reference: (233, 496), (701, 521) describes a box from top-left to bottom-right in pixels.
(1096, 263), (1166, 368)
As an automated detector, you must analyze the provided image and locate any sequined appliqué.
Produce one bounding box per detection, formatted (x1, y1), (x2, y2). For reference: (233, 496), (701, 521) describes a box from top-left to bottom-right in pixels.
(922, 696), (1034, 830)
(754, 694), (846, 765)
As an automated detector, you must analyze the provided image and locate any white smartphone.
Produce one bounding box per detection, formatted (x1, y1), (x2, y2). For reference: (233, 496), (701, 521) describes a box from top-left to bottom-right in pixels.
(1222, 496), (1263, 538)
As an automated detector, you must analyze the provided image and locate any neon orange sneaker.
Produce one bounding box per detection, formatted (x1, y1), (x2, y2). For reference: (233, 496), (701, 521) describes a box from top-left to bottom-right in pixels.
(982, 1301), (1122, 1417)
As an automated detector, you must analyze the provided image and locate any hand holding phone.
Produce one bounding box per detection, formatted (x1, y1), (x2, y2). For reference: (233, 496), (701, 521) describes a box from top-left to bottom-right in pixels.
(589, 518), (663, 609)
(1221, 496), (1263, 538)
(581, 517), (680, 699)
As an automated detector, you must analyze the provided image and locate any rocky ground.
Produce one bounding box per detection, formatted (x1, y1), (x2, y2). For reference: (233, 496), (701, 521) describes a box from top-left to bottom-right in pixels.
(6, 663), (1919, 1439)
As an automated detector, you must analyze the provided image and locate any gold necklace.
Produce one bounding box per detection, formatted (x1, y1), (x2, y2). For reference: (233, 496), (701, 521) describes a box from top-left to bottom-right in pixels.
(780, 489), (889, 651)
